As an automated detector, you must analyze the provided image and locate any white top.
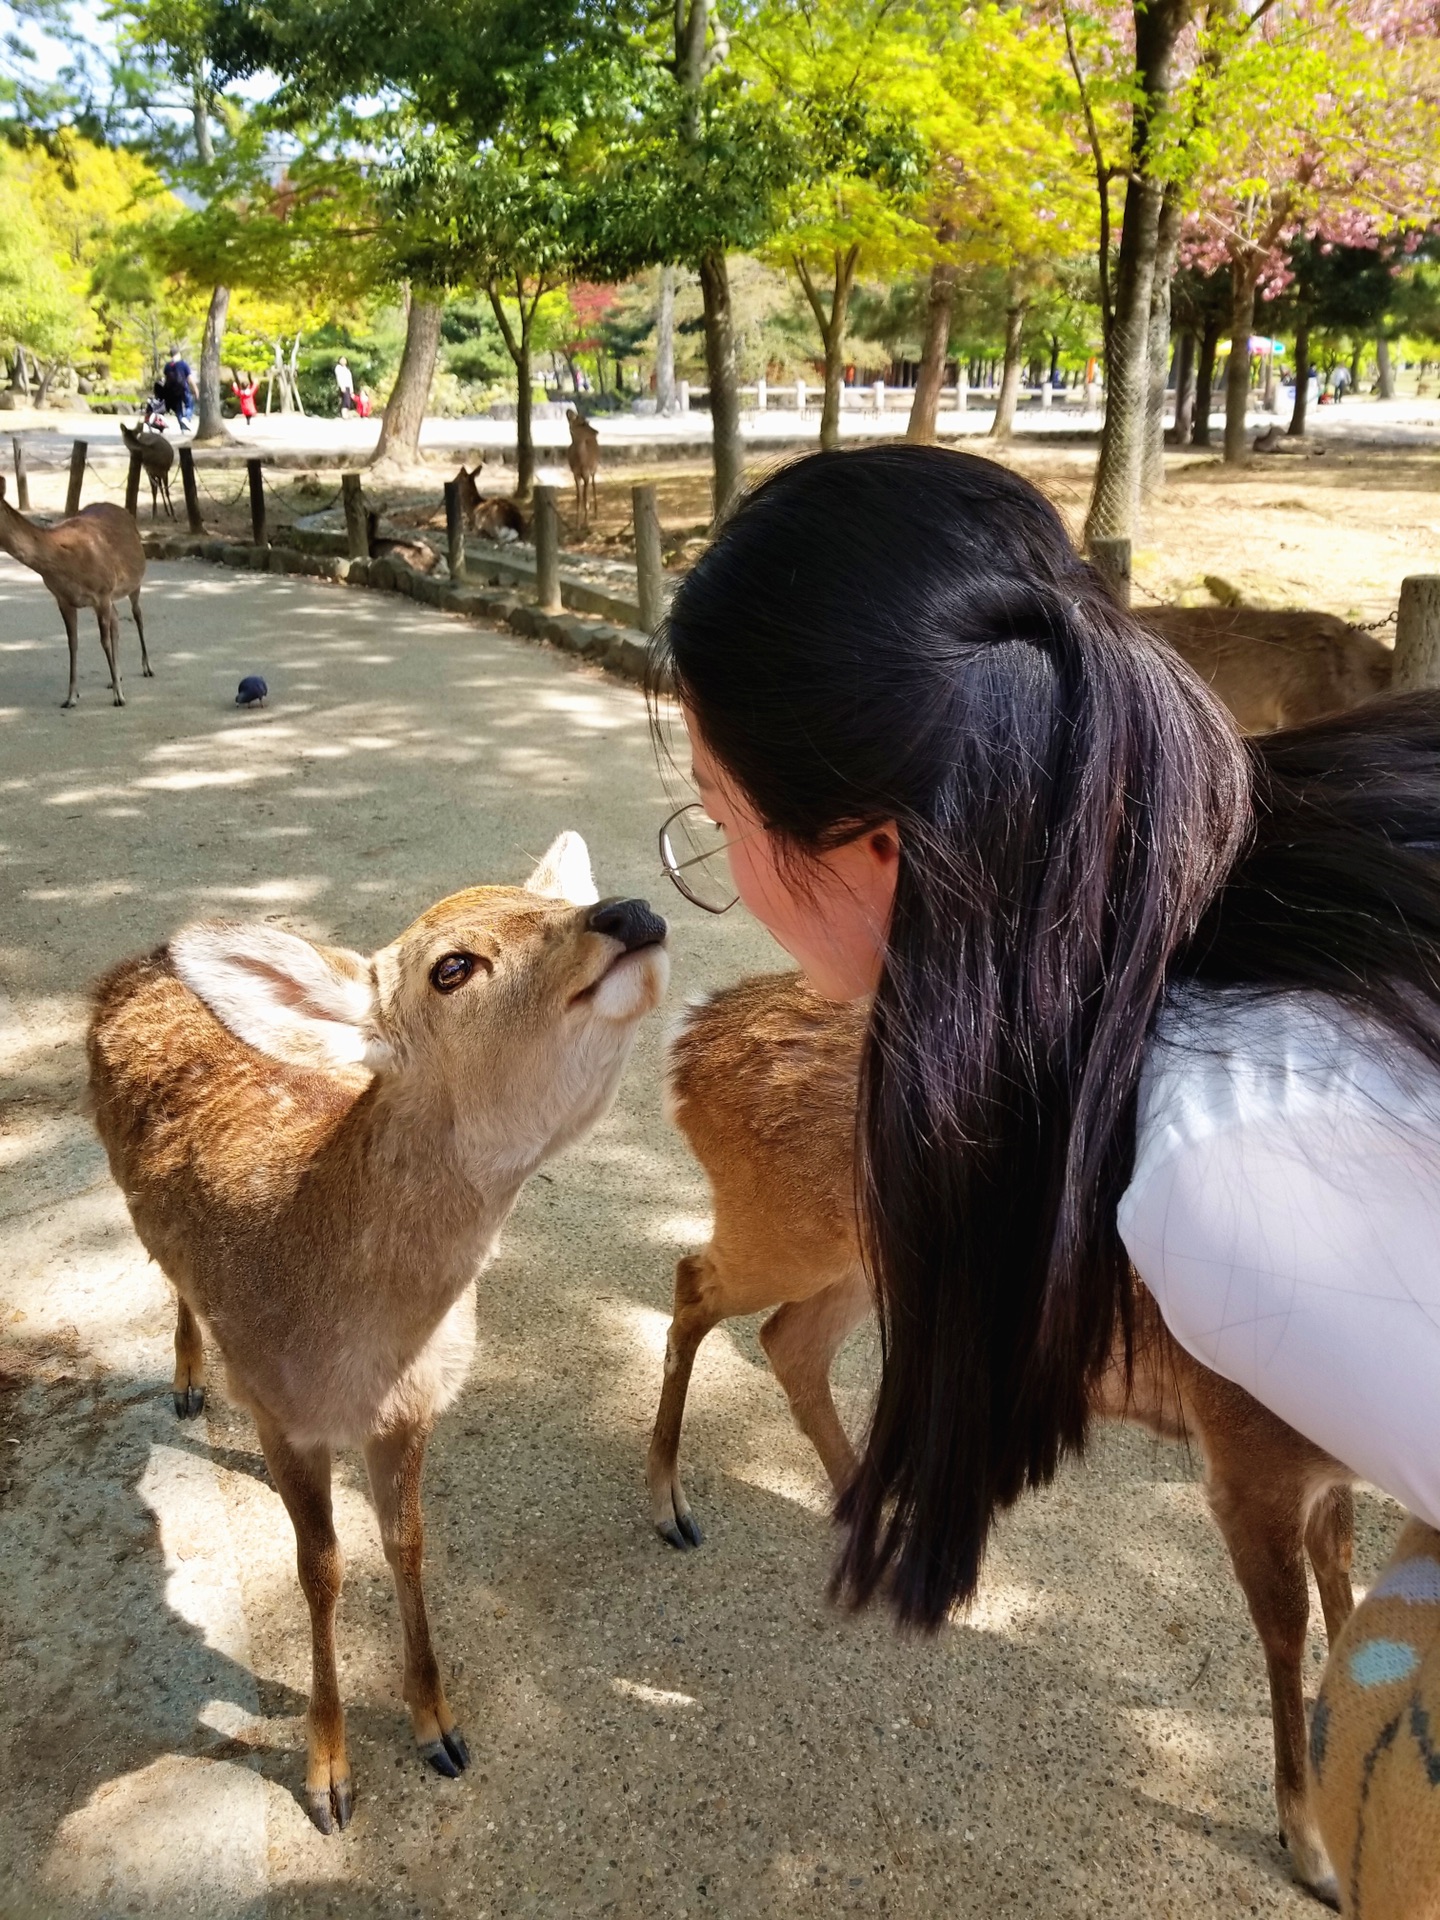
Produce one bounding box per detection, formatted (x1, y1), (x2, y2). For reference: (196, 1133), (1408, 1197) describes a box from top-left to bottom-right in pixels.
(1118, 988), (1440, 1528)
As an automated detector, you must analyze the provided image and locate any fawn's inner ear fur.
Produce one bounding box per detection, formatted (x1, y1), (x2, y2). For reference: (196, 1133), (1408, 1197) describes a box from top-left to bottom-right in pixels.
(171, 922), (379, 1070)
(525, 830), (598, 907)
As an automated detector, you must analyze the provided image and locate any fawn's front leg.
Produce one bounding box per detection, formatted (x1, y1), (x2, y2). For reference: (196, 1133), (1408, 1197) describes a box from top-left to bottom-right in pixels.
(255, 1410), (352, 1833)
(364, 1421), (470, 1779)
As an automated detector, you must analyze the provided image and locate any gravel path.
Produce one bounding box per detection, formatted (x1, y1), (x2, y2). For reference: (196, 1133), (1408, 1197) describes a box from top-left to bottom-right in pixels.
(0, 556), (1402, 1918)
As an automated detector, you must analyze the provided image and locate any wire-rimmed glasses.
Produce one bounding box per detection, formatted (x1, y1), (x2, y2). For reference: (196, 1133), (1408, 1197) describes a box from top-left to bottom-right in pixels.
(658, 803), (740, 914)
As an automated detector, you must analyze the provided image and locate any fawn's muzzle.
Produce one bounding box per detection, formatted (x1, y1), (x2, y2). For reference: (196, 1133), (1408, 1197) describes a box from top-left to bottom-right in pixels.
(587, 898), (668, 951)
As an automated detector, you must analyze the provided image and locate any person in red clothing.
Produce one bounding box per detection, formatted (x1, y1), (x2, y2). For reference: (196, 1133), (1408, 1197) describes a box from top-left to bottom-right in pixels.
(232, 371), (258, 425)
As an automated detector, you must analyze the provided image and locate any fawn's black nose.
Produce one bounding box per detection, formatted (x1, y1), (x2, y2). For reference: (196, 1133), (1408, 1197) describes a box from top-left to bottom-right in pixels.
(587, 897), (668, 951)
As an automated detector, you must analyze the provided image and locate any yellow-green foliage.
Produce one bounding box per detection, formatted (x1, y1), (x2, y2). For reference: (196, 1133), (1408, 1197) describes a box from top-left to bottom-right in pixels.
(0, 135), (187, 382)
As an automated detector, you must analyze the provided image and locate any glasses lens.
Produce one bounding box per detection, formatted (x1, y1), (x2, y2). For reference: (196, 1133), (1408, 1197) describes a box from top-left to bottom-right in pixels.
(660, 805), (738, 912)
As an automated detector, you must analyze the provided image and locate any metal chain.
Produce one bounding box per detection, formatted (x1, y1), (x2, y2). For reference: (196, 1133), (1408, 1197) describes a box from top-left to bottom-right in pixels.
(1352, 609), (1397, 633)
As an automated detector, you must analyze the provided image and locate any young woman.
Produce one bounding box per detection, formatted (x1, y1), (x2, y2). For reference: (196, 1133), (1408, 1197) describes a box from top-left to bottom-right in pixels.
(651, 445), (1440, 1893)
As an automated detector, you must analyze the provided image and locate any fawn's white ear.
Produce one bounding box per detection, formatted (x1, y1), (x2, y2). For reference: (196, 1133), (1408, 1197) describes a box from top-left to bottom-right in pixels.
(525, 831), (598, 906)
(171, 922), (383, 1072)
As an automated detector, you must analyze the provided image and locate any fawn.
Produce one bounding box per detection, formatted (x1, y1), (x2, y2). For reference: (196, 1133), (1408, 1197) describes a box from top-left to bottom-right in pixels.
(88, 834), (668, 1833)
(0, 485), (150, 707)
(653, 972), (1356, 1902)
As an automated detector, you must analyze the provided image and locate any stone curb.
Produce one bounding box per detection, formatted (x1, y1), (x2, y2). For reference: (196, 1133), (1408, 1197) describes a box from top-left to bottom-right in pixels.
(139, 533), (657, 689)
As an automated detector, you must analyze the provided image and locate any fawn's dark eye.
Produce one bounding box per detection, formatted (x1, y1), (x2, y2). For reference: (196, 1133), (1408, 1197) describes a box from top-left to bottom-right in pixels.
(429, 952), (480, 994)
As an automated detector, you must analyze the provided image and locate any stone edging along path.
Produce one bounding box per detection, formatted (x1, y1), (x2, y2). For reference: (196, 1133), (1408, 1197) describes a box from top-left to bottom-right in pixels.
(139, 531), (656, 689)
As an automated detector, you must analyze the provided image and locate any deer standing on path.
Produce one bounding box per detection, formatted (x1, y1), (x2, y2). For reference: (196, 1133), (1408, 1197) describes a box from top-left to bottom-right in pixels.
(566, 409), (599, 527)
(88, 834), (668, 1834)
(0, 487), (150, 707)
(119, 421), (177, 521)
(655, 972), (1356, 1903)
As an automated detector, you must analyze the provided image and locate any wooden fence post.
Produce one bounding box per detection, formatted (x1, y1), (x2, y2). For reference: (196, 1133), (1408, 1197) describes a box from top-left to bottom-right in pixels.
(177, 445), (204, 533)
(64, 439), (87, 516)
(124, 451), (143, 519)
(341, 472), (369, 559)
(11, 437), (29, 511)
(247, 459), (266, 547)
(533, 486), (561, 613)
(444, 478), (467, 581)
(1090, 536), (1132, 608)
(1392, 576), (1440, 691)
(633, 483), (664, 634)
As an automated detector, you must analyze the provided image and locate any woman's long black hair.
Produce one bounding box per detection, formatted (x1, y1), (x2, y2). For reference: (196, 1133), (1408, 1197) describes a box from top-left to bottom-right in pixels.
(653, 444), (1440, 1632)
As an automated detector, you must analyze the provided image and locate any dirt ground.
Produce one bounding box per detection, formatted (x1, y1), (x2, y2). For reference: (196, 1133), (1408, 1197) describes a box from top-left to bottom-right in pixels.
(19, 430), (1440, 630)
(0, 547), (1410, 1918)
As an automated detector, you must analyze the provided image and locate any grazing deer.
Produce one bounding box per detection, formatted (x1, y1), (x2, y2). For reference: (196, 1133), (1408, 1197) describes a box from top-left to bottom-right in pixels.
(0, 485), (151, 707)
(88, 835), (668, 1834)
(1141, 605), (1392, 733)
(654, 973), (1356, 1902)
(119, 420), (176, 521)
(566, 409), (600, 527)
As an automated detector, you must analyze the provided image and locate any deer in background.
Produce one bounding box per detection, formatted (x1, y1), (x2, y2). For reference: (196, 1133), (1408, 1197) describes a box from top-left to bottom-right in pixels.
(1139, 605), (1392, 733)
(654, 972), (1356, 1903)
(88, 835), (668, 1834)
(119, 420), (176, 521)
(451, 463), (527, 542)
(0, 482), (151, 707)
(566, 408), (600, 527)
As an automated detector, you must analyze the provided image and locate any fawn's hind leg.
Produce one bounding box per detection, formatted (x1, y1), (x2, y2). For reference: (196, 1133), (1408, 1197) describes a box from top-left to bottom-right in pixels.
(647, 1251), (724, 1549)
(759, 1270), (870, 1496)
(255, 1410), (351, 1833)
(364, 1421), (469, 1779)
(172, 1296), (205, 1418)
(1207, 1455), (1340, 1904)
(130, 591), (154, 677)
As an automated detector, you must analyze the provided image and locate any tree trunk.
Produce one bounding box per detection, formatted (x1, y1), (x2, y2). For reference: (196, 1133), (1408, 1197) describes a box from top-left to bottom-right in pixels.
(1223, 258), (1258, 464)
(1083, 0), (1187, 547)
(1288, 311), (1311, 436)
(194, 284), (231, 443)
(797, 247), (859, 453)
(989, 298), (1027, 441)
(700, 247), (744, 521)
(1350, 341), (1364, 389)
(908, 246), (958, 445)
(1192, 319), (1219, 446)
(514, 333), (535, 498)
(1376, 334), (1394, 399)
(1141, 187), (1182, 500)
(1170, 329), (1196, 443)
(372, 296), (442, 467)
(655, 266), (676, 414)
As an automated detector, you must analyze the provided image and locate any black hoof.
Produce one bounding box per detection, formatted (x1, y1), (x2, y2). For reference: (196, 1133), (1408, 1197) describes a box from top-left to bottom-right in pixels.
(678, 1510), (704, 1548)
(306, 1776), (353, 1833)
(143, 666), (155, 678)
(172, 1384), (205, 1419)
(419, 1727), (470, 1777)
(656, 1512), (703, 1551)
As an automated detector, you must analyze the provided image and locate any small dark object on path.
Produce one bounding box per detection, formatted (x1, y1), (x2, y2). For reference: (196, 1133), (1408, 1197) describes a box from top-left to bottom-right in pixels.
(236, 675), (268, 707)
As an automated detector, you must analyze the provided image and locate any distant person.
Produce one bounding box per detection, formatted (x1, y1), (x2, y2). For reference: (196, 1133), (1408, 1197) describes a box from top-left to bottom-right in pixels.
(231, 371), (258, 426)
(353, 386), (372, 420)
(161, 349), (195, 429)
(1331, 365), (1351, 403)
(335, 356), (355, 416)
